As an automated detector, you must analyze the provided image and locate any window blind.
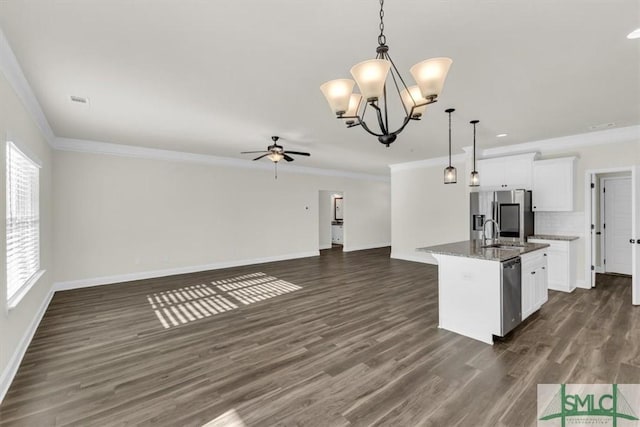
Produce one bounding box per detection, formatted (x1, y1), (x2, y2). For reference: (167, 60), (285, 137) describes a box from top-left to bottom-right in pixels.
(6, 141), (40, 303)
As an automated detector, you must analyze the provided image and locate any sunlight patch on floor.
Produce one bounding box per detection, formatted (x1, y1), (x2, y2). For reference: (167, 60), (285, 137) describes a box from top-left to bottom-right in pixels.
(202, 409), (246, 427)
(213, 272), (302, 305)
(147, 273), (302, 329)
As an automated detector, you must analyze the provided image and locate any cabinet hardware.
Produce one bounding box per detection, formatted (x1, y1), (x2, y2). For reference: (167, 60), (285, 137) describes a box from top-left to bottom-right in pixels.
(542, 267), (545, 270)
(543, 253), (547, 256)
(531, 271), (536, 275)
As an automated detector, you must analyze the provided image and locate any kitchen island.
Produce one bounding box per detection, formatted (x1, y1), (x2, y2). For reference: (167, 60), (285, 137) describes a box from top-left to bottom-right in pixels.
(417, 240), (549, 345)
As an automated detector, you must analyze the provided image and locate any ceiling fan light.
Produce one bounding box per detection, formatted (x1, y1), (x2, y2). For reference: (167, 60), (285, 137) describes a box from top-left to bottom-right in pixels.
(410, 57), (453, 99)
(400, 85), (428, 118)
(320, 79), (355, 115)
(350, 59), (391, 101)
(267, 153), (284, 162)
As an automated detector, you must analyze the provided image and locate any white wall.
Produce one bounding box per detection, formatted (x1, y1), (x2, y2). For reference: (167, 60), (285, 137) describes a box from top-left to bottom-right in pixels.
(391, 159), (468, 264)
(318, 190), (333, 249)
(53, 151), (391, 286)
(390, 138), (640, 286)
(0, 70), (53, 396)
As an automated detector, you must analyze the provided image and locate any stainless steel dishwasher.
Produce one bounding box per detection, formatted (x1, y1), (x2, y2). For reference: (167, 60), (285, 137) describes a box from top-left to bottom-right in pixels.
(500, 257), (522, 336)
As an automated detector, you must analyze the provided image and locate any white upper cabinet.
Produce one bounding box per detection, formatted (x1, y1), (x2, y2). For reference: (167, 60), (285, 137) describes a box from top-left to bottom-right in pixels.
(532, 157), (576, 212)
(476, 153), (536, 190)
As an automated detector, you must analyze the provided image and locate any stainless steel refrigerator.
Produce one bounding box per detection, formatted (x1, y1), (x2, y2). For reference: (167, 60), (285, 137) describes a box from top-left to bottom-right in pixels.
(470, 190), (534, 241)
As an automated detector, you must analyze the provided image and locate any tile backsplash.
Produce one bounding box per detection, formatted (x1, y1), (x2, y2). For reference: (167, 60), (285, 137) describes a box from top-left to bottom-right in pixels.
(534, 211), (585, 236)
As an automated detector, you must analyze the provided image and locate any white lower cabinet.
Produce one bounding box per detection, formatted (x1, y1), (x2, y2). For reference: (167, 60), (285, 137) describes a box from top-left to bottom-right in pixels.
(528, 239), (576, 292)
(521, 250), (548, 320)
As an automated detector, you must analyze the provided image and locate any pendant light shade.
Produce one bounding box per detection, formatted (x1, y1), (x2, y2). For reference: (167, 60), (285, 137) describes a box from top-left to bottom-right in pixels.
(469, 119), (480, 187)
(444, 108), (457, 184)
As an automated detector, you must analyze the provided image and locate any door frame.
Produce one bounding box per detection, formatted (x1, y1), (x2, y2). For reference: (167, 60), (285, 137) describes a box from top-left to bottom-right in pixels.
(584, 166), (636, 302)
(601, 176), (633, 275)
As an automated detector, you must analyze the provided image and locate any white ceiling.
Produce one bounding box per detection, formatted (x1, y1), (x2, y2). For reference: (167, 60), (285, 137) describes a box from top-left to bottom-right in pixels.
(0, 0), (639, 175)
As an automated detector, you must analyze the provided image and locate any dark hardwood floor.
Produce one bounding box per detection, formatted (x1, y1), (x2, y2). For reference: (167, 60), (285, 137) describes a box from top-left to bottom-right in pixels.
(0, 248), (637, 426)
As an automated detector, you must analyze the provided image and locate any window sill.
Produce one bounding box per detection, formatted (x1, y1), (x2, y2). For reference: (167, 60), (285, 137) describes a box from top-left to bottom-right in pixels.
(7, 269), (46, 311)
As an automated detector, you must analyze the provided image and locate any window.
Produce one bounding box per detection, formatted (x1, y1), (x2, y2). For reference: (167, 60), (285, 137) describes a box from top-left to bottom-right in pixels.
(6, 141), (41, 306)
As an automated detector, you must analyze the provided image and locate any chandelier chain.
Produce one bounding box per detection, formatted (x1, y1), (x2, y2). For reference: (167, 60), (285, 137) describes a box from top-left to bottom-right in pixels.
(378, 0), (386, 46)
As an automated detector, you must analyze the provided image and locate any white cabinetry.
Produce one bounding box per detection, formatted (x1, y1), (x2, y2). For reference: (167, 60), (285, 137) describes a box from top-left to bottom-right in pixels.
(521, 250), (548, 320)
(331, 224), (343, 244)
(532, 157), (576, 212)
(476, 153), (536, 190)
(528, 238), (577, 292)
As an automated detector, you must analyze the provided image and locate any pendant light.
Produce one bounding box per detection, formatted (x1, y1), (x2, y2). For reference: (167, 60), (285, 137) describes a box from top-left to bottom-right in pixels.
(469, 120), (480, 187)
(444, 108), (457, 184)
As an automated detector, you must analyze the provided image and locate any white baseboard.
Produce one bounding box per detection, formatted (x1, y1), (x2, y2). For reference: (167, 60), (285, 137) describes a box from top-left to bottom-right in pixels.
(342, 242), (390, 252)
(0, 289), (54, 404)
(53, 251), (320, 291)
(390, 251), (438, 265)
(576, 279), (589, 289)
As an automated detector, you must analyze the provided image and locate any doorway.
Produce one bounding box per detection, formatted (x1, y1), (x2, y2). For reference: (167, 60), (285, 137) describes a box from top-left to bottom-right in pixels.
(601, 175), (632, 275)
(585, 167), (639, 305)
(318, 190), (344, 251)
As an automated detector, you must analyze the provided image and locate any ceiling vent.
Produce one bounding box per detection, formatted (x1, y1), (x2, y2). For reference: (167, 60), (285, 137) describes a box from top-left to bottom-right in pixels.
(69, 95), (89, 104)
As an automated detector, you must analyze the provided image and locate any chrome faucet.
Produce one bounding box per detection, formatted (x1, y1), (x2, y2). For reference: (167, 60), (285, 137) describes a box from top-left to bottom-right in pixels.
(482, 219), (501, 244)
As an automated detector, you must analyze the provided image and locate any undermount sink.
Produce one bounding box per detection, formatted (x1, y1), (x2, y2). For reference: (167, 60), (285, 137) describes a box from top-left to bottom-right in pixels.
(481, 243), (526, 250)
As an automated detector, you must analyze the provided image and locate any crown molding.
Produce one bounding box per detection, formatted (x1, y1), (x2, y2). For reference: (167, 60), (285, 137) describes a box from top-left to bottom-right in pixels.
(391, 125), (640, 172)
(54, 137), (390, 182)
(388, 153), (466, 172)
(0, 27), (55, 146)
(461, 125), (640, 159)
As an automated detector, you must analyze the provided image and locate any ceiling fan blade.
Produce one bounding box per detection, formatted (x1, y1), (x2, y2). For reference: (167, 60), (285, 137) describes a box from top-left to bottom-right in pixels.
(285, 151), (310, 156)
(283, 154), (295, 162)
(253, 153), (270, 161)
(241, 151), (267, 154)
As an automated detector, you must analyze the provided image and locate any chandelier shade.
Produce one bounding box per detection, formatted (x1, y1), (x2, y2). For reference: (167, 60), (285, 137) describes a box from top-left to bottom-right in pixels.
(320, 79), (356, 115)
(342, 94), (363, 124)
(350, 59), (391, 101)
(401, 86), (428, 118)
(410, 57), (453, 99)
(319, 0), (452, 147)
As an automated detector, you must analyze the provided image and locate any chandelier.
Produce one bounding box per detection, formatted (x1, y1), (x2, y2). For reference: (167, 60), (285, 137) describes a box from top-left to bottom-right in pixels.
(320, 0), (453, 147)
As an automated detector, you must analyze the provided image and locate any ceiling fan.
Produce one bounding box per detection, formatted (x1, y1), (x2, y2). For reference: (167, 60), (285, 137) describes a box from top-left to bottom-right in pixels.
(241, 136), (310, 178)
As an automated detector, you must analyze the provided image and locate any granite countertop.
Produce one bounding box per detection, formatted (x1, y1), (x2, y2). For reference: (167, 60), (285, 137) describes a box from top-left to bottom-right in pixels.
(417, 239), (550, 262)
(528, 234), (579, 241)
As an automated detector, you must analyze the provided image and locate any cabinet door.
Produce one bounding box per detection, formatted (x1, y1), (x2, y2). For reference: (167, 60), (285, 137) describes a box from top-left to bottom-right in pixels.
(532, 158), (574, 211)
(522, 269), (536, 320)
(503, 157), (532, 190)
(477, 159), (504, 190)
(538, 264), (548, 306)
(547, 249), (569, 291)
